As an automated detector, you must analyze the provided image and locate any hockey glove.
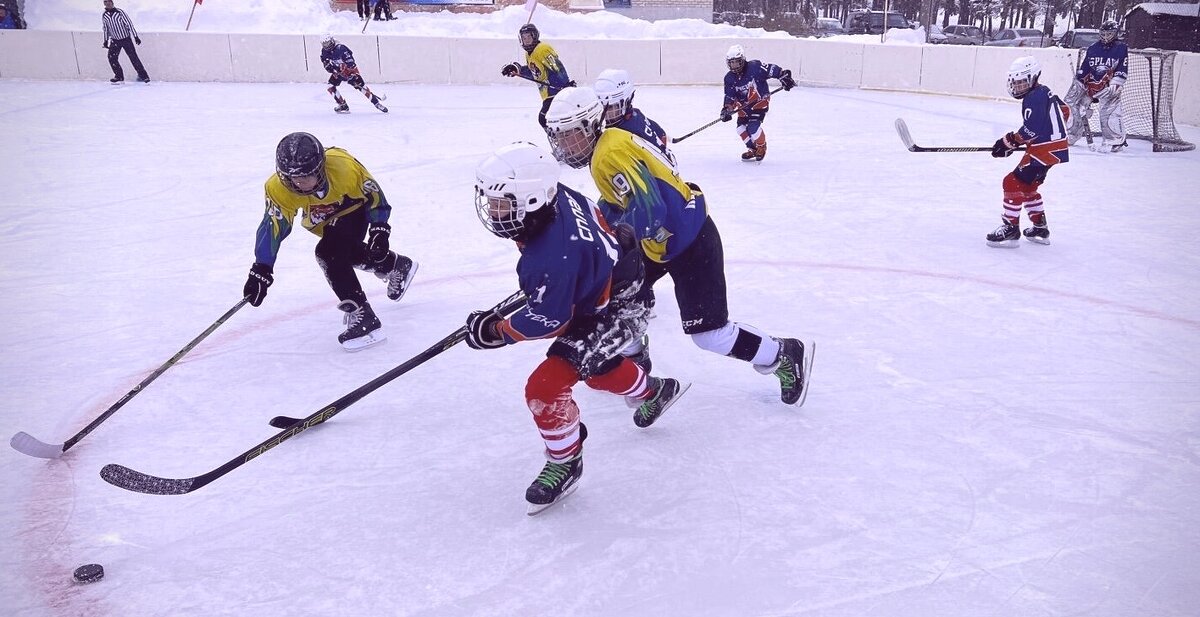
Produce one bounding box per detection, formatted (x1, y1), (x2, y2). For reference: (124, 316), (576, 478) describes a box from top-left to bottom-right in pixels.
(501, 63), (520, 77)
(134, 37), (141, 45)
(465, 310), (507, 350)
(991, 134), (1018, 158)
(719, 108), (733, 122)
(779, 69), (796, 91)
(243, 262), (273, 307)
(367, 223), (391, 263)
(103, 41), (109, 48)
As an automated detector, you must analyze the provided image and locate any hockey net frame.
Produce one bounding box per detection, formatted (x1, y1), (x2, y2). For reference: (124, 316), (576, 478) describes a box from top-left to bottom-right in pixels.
(1079, 48), (1195, 152)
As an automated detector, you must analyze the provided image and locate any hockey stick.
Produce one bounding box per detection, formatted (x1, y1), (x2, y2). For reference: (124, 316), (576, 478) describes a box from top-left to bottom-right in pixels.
(516, 73), (554, 89)
(100, 290), (527, 495)
(894, 118), (1018, 153)
(672, 86), (786, 144)
(11, 298), (249, 459)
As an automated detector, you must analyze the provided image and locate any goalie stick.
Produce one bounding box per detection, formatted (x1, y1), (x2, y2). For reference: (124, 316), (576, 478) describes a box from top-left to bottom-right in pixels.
(100, 290), (527, 495)
(673, 86), (786, 144)
(10, 298), (249, 459)
(893, 118), (1021, 153)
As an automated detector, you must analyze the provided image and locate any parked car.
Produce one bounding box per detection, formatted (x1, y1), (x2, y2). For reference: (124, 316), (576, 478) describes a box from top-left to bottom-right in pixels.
(942, 24), (987, 45)
(1057, 28), (1100, 49)
(984, 28), (1055, 47)
(844, 10), (909, 35)
(928, 24), (948, 43)
(814, 17), (846, 37)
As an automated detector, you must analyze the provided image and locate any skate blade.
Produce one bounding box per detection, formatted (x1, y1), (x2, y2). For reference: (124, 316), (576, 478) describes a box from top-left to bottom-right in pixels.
(636, 381), (691, 427)
(526, 481), (581, 516)
(341, 329), (386, 352)
(1024, 237), (1051, 246)
(335, 109), (350, 114)
(986, 239), (1020, 248)
(795, 340), (816, 407)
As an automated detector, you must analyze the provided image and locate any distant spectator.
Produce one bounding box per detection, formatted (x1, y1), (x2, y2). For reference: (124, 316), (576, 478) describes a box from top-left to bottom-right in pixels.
(0, 1), (23, 29)
(373, 0), (395, 21)
(357, 0), (370, 19)
(101, 0), (149, 83)
(0, 5), (22, 29)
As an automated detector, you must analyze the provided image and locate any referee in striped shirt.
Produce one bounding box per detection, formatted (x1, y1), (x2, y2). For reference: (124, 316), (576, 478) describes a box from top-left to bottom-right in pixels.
(101, 0), (149, 83)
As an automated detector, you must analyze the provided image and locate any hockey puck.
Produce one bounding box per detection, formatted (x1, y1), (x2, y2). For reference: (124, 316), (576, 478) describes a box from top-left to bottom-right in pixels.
(73, 564), (104, 584)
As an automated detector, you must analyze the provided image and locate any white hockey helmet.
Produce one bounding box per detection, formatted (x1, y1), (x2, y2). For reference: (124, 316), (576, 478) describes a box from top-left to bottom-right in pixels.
(1006, 56), (1040, 99)
(726, 44), (747, 72)
(474, 142), (560, 241)
(545, 86), (605, 169)
(321, 34), (337, 50)
(594, 68), (635, 127)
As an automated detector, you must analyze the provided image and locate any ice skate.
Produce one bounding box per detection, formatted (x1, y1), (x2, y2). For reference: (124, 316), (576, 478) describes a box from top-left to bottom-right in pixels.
(526, 424), (587, 516)
(627, 377), (690, 428)
(986, 220), (1020, 248)
(383, 255), (417, 301)
(337, 299), (385, 352)
(334, 103), (350, 114)
(372, 99), (388, 113)
(741, 149), (758, 162)
(1023, 225), (1050, 245)
(755, 338), (814, 406)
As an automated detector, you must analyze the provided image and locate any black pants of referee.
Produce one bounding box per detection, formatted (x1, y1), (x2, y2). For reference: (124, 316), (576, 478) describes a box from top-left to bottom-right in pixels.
(107, 37), (148, 81)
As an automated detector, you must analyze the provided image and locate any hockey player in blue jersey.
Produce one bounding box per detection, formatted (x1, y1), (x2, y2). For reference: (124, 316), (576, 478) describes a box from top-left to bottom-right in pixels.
(987, 57), (1071, 248)
(719, 45), (796, 161)
(545, 87), (815, 407)
(464, 142), (689, 514)
(1064, 20), (1128, 152)
(500, 23), (574, 129)
(320, 35), (387, 114)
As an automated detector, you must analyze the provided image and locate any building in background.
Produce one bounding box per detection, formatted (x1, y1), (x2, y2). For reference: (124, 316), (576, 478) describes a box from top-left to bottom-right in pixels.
(1123, 2), (1200, 51)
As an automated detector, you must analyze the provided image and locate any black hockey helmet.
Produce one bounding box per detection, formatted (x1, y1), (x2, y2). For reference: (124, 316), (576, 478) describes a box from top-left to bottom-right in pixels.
(519, 23), (540, 53)
(275, 132), (327, 196)
(1099, 20), (1118, 45)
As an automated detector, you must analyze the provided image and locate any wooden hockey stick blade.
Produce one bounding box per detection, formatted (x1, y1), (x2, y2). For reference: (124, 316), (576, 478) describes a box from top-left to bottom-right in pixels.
(10, 431), (66, 459)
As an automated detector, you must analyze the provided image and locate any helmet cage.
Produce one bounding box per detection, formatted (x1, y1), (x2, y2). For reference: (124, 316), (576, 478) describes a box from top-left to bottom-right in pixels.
(473, 143), (559, 240)
(545, 87), (604, 169)
(1006, 57), (1040, 99)
(276, 132), (327, 196)
(595, 69), (635, 127)
(1099, 21), (1118, 44)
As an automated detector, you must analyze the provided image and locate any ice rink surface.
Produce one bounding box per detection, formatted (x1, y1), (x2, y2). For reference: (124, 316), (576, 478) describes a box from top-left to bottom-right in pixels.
(2, 79), (1199, 617)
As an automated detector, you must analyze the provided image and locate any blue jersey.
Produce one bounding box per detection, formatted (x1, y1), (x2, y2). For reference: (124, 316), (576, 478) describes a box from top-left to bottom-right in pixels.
(723, 60), (785, 113)
(1010, 85), (1070, 167)
(320, 44), (357, 75)
(611, 108), (677, 169)
(1077, 40), (1129, 92)
(497, 184), (620, 343)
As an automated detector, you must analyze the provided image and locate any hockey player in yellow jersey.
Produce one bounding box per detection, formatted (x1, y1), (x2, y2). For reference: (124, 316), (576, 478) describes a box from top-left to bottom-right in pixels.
(500, 23), (575, 129)
(242, 132), (418, 351)
(545, 87), (815, 406)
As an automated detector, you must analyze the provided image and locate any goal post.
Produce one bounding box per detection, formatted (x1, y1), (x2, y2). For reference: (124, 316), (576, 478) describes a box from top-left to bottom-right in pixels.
(1080, 48), (1196, 152)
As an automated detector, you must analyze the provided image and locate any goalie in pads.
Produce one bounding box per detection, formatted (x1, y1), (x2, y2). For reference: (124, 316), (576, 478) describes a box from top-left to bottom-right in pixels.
(1064, 21), (1128, 152)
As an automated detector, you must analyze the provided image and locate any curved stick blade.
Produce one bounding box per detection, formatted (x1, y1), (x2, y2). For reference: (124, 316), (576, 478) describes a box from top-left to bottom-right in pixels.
(10, 432), (66, 459)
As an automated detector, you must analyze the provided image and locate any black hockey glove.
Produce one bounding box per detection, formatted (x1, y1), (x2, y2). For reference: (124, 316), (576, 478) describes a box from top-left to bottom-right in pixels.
(719, 108), (733, 122)
(991, 133), (1018, 158)
(779, 69), (796, 91)
(134, 37), (141, 45)
(367, 222), (391, 263)
(567, 80), (578, 88)
(243, 262), (273, 307)
(501, 63), (520, 77)
(103, 41), (109, 48)
(465, 309), (507, 350)
(609, 223), (645, 302)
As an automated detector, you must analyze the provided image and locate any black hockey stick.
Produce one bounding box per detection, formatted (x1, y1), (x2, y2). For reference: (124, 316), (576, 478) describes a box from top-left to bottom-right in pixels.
(516, 73), (554, 89)
(893, 118), (1023, 153)
(10, 298), (249, 459)
(100, 290), (527, 495)
(672, 86), (786, 144)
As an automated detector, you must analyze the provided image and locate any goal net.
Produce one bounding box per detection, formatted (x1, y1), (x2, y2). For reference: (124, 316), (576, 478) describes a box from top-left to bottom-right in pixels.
(1080, 48), (1195, 152)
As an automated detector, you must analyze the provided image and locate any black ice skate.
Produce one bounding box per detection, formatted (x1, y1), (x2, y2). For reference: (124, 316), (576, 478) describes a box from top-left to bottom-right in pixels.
(372, 98), (388, 113)
(986, 220), (1020, 248)
(337, 299), (385, 352)
(334, 103), (350, 114)
(526, 424), (587, 516)
(378, 255), (417, 301)
(755, 338), (815, 406)
(627, 377), (691, 428)
(1023, 224), (1050, 245)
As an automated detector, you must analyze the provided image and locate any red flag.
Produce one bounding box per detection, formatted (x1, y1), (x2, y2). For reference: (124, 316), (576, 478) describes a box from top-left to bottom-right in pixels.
(195, 0), (202, 4)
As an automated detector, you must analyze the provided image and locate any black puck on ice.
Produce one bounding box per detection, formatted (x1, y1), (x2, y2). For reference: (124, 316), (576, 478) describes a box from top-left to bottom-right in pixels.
(73, 564), (104, 584)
